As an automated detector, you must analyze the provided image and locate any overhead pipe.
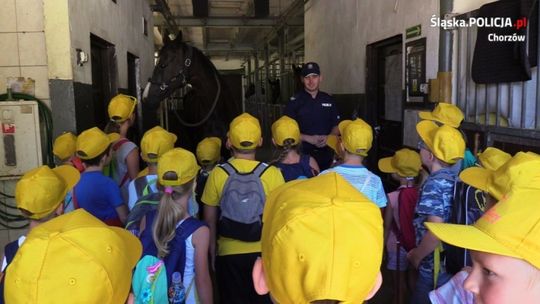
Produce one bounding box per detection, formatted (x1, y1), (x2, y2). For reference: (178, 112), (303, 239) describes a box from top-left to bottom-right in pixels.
(438, 0), (453, 103)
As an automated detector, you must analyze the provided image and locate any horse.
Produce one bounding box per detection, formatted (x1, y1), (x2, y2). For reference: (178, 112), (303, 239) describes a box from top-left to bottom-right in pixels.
(143, 33), (241, 153)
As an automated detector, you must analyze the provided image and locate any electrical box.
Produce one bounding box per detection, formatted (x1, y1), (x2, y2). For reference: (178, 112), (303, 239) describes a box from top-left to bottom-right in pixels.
(0, 101), (42, 179)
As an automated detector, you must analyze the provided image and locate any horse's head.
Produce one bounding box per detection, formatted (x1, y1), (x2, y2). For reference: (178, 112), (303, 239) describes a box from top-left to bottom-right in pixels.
(143, 35), (193, 109)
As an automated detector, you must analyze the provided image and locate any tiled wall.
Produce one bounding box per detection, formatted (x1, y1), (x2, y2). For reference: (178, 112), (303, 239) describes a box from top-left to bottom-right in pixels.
(0, 0), (41, 254)
(0, 0), (50, 107)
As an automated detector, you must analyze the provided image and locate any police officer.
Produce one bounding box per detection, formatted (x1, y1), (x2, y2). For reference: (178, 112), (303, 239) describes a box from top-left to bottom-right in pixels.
(284, 62), (339, 171)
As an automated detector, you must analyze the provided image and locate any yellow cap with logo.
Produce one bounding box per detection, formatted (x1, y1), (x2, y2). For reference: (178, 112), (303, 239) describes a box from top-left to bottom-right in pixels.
(477, 147), (512, 171)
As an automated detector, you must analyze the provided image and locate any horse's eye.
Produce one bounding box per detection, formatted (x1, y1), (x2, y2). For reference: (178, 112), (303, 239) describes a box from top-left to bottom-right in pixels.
(160, 63), (167, 69)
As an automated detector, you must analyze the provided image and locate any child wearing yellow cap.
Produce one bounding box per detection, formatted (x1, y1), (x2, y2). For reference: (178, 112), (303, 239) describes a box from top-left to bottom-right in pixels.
(201, 113), (284, 303)
(194, 137), (222, 217)
(0, 165), (80, 295)
(428, 151), (535, 304)
(134, 148), (212, 304)
(271, 116), (319, 181)
(127, 126), (177, 210)
(53, 132), (85, 172)
(72, 127), (128, 227)
(252, 173), (384, 303)
(4, 209), (142, 304)
(427, 186), (540, 304)
(104, 94), (140, 200)
(378, 148), (422, 304)
(408, 120), (465, 304)
(322, 118), (387, 208)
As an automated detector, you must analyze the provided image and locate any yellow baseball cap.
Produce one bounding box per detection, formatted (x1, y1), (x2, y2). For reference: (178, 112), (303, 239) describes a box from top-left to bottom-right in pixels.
(196, 137), (222, 165)
(378, 148), (422, 178)
(76, 127), (120, 160)
(271, 116), (300, 146)
(459, 152), (540, 201)
(416, 120), (465, 164)
(228, 113), (261, 150)
(426, 189), (540, 270)
(261, 173), (383, 303)
(158, 148), (200, 187)
(339, 118), (373, 156)
(108, 94), (137, 123)
(140, 126), (177, 163)
(53, 132), (77, 161)
(4, 209), (142, 304)
(477, 147), (512, 171)
(15, 165), (80, 220)
(418, 103), (464, 128)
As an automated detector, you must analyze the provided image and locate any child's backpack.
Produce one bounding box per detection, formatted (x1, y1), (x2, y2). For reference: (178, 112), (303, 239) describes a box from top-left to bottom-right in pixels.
(103, 138), (130, 187)
(391, 186), (419, 252)
(218, 162), (269, 242)
(125, 192), (161, 235)
(132, 211), (205, 304)
(444, 180), (486, 274)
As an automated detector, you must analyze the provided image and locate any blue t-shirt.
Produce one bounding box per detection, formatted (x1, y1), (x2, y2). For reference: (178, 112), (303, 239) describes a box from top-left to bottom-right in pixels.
(73, 171), (124, 221)
(284, 90), (339, 150)
(322, 164), (387, 208)
(413, 168), (457, 277)
(275, 155), (314, 182)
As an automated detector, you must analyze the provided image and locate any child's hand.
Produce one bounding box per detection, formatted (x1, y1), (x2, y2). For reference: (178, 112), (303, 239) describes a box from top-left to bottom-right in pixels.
(407, 249), (421, 269)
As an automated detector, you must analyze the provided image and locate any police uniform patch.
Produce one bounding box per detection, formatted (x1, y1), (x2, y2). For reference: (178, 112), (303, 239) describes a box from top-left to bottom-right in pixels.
(290, 96), (296, 101)
(307, 63), (313, 69)
(321, 103), (332, 107)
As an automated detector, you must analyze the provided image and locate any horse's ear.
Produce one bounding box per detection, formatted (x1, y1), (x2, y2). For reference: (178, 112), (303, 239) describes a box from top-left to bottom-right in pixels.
(176, 30), (183, 42)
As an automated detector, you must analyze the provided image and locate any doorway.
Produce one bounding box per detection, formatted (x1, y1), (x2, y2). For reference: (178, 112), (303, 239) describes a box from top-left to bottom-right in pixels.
(91, 34), (117, 129)
(366, 35), (403, 180)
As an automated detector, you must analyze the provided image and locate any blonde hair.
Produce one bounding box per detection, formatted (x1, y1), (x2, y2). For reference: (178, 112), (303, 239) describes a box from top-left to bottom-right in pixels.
(152, 178), (195, 258)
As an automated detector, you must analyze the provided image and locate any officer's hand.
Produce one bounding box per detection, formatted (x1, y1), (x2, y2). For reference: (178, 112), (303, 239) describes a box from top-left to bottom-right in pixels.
(302, 135), (318, 146)
(314, 135), (327, 148)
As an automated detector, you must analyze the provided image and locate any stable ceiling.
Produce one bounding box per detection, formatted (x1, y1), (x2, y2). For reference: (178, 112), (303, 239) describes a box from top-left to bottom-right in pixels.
(150, 0), (304, 67)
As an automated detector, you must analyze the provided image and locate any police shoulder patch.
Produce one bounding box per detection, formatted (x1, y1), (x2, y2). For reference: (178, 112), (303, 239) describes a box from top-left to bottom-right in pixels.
(290, 96), (296, 101)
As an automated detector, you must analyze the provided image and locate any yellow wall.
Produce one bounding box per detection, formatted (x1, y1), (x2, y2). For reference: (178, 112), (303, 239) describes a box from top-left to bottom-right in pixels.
(43, 0), (73, 80)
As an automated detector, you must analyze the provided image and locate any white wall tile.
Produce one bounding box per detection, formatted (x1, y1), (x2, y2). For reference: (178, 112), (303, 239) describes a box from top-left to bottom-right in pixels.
(18, 32), (47, 66)
(0, 0), (17, 32)
(20, 66), (49, 99)
(16, 0), (44, 32)
(0, 33), (20, 66)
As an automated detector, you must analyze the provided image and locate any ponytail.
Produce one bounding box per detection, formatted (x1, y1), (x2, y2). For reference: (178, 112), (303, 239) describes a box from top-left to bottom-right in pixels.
(152, 179), (195, 258)
(271, 138), (298, 165)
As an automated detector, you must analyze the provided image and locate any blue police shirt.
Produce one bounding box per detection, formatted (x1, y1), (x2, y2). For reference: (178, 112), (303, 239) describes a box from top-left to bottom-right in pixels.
(284, 90), (339, 137)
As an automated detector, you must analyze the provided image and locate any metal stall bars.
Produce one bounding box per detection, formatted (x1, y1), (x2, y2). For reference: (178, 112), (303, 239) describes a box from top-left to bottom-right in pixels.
(453, 8), (540, 150)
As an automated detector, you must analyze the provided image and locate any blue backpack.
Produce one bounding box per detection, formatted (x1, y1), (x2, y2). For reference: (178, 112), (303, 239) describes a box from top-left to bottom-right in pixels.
(132, 211), (206, 304)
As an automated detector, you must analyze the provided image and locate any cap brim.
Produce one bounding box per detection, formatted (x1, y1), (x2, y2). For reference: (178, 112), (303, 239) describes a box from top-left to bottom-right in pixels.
(459, 167), (490, 192)
(416, 120), (438, 151)
(52, 165), (80, 190)
(426, 222), (521, 260)
(418, 111), (435, 122)
(378, 157), (396, 173)
(108, 133), (121, 143)
(326, 135), (338, 153)
(303, 72), (319, 77)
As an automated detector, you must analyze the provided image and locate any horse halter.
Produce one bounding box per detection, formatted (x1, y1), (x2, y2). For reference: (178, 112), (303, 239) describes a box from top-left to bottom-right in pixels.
(151, 44), (193, 92)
